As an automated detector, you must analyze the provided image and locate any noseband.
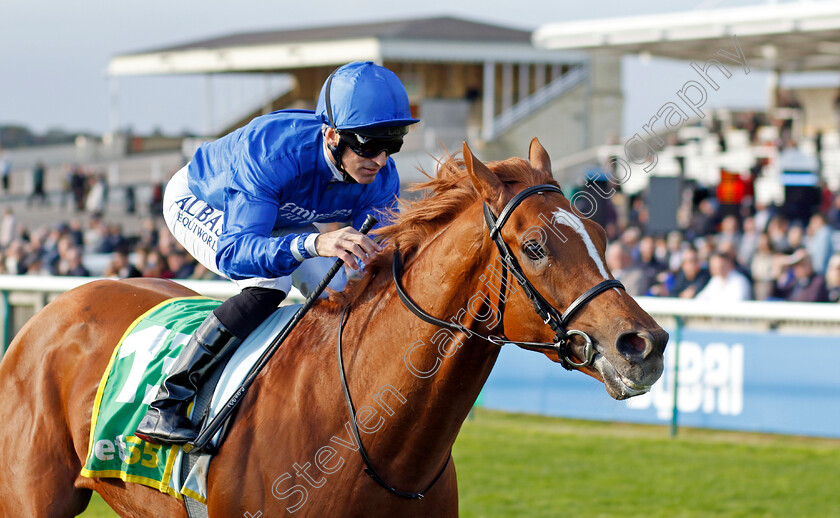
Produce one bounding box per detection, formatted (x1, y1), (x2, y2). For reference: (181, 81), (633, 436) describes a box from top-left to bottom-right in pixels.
(393, 184), (624, 370)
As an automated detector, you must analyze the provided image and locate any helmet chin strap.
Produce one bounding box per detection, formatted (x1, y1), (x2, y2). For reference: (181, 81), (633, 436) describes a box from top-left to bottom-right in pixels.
(324, 129), (357, 184)
(323, 69), (357, 185)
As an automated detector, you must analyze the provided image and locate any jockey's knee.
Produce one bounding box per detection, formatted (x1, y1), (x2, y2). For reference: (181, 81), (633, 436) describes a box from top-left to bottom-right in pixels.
(291, 256), (348, 297)
(213, 287), (287, 339)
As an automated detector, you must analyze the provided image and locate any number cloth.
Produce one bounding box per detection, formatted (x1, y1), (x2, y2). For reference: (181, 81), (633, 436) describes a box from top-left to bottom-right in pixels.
(81, 297), (221, 500)
(81, 297), (304, 502)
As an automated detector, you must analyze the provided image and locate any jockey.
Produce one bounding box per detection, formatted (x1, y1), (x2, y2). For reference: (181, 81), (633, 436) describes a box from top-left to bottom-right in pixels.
(135, 61), (418, 445)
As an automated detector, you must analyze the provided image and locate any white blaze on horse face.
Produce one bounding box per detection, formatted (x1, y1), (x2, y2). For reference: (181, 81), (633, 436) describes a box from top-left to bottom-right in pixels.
(552, 208), (609, 281)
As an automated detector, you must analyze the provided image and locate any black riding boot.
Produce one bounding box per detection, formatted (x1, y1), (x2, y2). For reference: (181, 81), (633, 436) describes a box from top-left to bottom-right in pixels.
(135, 312), (241, 445)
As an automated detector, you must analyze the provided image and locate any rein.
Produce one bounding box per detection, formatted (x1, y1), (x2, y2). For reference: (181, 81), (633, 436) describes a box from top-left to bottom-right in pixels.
(336, 183), (623, 500)
(337, 306), (451, 499)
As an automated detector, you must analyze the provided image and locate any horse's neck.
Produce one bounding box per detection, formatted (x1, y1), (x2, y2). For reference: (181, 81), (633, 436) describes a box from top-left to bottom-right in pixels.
(344, 215), (501, 486)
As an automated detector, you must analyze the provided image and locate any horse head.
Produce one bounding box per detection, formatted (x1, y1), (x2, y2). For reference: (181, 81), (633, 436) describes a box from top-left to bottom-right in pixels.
(463, 139), (667, 400)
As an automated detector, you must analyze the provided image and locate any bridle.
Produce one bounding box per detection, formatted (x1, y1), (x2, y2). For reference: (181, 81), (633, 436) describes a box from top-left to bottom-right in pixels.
(395, 183), (624, 370)
(337, 184), (624, 501)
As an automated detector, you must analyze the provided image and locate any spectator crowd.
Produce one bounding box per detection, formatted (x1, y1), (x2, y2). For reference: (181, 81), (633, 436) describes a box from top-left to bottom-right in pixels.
(0, 155), (187, 283)
(589, 106), (840, 304)
(3, 106), (840, 304)
(605, 208), (840, 303)
(3, 181), (839, 304)
(0, 209), (220, 282)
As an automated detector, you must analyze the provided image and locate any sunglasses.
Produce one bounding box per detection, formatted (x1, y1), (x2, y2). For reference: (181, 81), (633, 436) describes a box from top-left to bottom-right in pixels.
(338, 131), (404, 159)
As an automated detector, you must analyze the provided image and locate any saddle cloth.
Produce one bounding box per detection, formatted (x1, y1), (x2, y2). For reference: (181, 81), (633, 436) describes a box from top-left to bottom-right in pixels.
(81, 296), (302, 502)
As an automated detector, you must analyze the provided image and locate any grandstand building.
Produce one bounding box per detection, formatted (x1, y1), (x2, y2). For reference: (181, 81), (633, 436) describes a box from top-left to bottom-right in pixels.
(106, 16), (623, 184)
(534, 1), (840, 207)
(8, 7), (840, 234)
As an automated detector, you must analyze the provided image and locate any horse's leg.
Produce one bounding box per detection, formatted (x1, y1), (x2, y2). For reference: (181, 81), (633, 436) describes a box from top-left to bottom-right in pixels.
(0, 310), (96, 516)
(75, 479), (186, 518)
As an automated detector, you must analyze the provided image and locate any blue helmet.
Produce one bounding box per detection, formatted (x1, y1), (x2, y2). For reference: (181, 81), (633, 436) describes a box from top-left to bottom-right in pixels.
(316, 61), (419, 134)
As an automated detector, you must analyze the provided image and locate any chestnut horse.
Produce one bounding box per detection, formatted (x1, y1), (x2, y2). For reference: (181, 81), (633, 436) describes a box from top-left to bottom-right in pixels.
(0, 140), (666, 517)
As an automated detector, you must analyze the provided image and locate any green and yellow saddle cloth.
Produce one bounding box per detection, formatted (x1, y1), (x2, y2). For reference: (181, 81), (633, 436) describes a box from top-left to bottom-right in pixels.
(81, 297), (221, 501)
(82, 297), (300, 503)
(82, 296), (303, 501)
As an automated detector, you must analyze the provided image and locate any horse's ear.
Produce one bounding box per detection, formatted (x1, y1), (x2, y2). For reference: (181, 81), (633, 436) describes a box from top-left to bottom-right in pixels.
(463, 142), (504, 206)
(528, 137), (553, 183)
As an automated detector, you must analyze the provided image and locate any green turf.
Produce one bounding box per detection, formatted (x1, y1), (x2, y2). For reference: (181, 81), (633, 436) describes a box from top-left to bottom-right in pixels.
(80, 495), (117, 517)
(80, 410), (840, 517)
(455, 410), (840, 518)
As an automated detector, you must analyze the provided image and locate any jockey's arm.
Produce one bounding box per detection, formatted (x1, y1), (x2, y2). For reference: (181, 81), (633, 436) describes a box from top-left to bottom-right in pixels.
(215, 189), (387, 277)
(215, 189), (306, 280)
(217, 152), (398, 278)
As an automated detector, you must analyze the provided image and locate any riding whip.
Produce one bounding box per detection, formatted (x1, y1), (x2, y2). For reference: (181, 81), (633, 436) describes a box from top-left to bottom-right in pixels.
(184, 214), (378, 453)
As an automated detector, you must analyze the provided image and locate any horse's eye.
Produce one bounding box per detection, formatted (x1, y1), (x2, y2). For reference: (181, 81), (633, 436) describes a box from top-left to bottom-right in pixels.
(522, 240), (546, 261)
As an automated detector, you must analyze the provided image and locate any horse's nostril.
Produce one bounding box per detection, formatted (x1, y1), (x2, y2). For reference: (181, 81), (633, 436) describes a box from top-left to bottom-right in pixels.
(617, 332), (653, 361)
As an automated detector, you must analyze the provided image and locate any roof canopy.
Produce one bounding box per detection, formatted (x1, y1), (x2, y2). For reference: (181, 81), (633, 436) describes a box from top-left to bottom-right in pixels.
(109, 16), (582, 76)
(534, 1), (840, 72)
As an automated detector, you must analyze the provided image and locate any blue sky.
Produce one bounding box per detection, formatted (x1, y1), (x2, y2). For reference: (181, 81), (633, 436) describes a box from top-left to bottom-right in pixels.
(0, 0), (792, 136)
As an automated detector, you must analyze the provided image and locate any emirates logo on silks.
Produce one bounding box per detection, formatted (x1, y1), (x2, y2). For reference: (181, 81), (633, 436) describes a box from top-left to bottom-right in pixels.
(276, 202), (352, 224)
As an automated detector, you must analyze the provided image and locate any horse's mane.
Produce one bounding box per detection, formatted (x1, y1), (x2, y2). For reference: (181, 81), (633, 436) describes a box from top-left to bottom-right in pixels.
(331, 153), (543, 307)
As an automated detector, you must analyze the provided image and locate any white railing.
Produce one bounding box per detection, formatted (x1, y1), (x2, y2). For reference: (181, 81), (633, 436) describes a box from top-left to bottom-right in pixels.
(637, 296), (840, 324)
(3, 275), (838, 333)
(0, 275), (304, 349)
(0, 275), (232, 299)
(2, 274), (838, 320)
(0, 275), (307, 300)
(634, 296), (840, 437)
(486, 65), (588, 140)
